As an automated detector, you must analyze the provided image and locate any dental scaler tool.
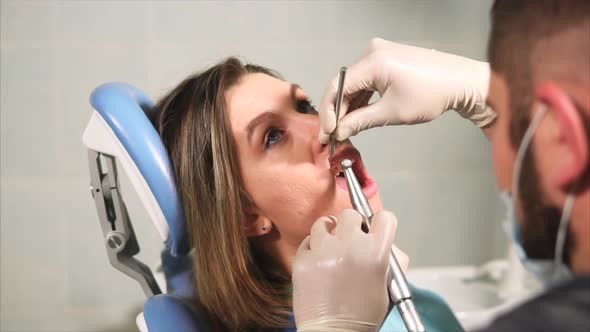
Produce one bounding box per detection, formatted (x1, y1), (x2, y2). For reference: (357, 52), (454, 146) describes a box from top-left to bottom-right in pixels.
(341, 159), (426, 332)
(329, 67), (347, 157)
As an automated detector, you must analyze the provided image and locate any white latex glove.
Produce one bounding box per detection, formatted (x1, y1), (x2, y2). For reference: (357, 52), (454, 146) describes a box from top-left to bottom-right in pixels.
(293, 209), (409, 332)
(319, 38), (497, 143)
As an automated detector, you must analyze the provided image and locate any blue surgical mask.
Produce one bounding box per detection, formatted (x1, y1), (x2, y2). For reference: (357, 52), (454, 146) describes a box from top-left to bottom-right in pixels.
(500, 105), (574, 287)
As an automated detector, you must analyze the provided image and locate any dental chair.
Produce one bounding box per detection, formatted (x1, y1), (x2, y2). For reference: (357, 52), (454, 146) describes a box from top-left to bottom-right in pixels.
(83, 82), (469, 332)
(82, 82), (209, 332)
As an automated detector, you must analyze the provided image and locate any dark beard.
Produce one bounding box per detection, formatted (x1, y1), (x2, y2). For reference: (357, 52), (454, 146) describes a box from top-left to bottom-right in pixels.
(518, 149), (573, 264)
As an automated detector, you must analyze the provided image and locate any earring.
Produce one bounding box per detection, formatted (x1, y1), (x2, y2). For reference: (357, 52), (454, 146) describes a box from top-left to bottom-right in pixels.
(262, 226), (267, 232)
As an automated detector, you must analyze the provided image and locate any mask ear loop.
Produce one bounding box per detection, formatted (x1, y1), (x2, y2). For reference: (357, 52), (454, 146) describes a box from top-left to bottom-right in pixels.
(511, 103), (575, 281)
(553, 190), (576, 274)
(511, 105), (548, 216)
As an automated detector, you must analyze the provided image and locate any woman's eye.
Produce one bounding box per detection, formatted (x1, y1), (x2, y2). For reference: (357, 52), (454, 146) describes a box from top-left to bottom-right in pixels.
(296, 100), (316, 114)
(264, 128), (283, 150)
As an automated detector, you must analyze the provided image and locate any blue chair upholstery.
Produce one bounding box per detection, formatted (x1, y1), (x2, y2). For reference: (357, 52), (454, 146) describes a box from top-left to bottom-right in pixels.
(143, 250), (210, 332)
(144, 295), (205, 332)
(89, 83), (200, 331)
(90, 82), (188, 257)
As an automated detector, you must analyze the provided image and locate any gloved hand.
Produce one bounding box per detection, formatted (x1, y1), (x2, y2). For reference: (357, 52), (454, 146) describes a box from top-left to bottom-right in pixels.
(319, 38), (497, 143)
(292, 209), (409, 332)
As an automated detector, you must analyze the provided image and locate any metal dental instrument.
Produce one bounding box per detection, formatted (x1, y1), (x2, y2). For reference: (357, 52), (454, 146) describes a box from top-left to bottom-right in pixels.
(340, 159), (426, 332)
(329, 67), (347, 157)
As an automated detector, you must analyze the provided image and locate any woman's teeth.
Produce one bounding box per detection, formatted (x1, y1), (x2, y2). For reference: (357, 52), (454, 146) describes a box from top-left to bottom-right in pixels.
(330, 159), (356, 177)
(330, 166), (340, 177)
(331, 166), (347, 178)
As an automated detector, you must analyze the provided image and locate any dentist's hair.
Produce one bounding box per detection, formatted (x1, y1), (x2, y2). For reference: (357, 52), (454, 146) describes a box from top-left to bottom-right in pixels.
(155, 58), (291, 331)
(488, 0), (590, 146)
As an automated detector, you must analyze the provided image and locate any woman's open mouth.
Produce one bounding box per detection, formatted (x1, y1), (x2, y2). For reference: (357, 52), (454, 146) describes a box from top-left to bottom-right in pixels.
(329, 145), (378, 199)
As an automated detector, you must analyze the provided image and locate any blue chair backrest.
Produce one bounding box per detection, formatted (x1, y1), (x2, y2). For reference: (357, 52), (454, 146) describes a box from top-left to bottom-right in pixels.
(90, 82), (188, 257)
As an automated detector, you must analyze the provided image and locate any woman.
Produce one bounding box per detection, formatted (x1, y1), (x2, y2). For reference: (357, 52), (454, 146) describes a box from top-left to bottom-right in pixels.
(156, 58), (460, 331)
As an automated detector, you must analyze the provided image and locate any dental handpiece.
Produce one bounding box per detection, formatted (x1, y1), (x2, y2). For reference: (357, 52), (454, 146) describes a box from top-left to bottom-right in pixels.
(340, 159), (426, 332)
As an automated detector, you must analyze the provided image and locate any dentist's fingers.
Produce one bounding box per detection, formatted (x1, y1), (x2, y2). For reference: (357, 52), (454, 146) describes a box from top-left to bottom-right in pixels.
(293, 235), (312, 271)
(318, 87), (337, 144)
(309, 216), (336, 250)
(335, 101), (388, 141)
(341, 53), (381, 98)
(391, 245), (410, 274)
(296, 235), (311, 254)
(319, 55), (380, 144)
(368, 210), (398, 261)
(348, 90), (374, 113)
(326, 215), (338, 235)
(334, 209), (364, 239)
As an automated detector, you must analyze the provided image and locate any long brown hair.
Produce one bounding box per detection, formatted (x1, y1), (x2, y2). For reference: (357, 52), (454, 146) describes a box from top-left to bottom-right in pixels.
(156, 58), (292, 330)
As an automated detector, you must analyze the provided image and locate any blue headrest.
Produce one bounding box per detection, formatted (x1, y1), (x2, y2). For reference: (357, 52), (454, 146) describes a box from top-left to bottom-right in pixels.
(90, 82), (189, 256)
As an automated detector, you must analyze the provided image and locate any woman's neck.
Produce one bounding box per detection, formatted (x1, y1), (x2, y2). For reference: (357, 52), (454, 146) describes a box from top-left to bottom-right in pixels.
(252, 229), (299, 276)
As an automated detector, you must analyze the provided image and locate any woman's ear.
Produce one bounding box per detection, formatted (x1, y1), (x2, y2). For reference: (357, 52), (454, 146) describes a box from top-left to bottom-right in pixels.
(243, 207), (273, 238)
(536, 82), (589, 189)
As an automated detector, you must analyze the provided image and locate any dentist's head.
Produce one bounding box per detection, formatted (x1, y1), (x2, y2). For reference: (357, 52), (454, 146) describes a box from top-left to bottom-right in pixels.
(486, 0), (590, 278)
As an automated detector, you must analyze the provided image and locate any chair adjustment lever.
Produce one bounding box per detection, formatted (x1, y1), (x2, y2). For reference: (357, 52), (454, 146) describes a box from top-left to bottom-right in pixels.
(88, 150), (161, 298)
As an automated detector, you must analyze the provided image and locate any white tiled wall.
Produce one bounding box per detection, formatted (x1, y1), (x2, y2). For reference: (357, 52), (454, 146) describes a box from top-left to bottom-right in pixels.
(0, 1), (506, 331)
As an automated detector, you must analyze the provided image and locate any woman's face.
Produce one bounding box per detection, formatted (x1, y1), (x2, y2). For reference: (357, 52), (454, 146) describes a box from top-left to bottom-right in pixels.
(227, 73), (382, 253)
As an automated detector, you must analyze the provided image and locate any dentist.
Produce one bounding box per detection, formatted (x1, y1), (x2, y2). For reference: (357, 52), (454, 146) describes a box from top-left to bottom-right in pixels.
(292, 1), (590, 331)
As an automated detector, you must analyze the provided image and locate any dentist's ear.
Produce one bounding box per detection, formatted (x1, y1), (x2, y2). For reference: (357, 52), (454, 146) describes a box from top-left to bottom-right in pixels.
(536, 83), (589, 189)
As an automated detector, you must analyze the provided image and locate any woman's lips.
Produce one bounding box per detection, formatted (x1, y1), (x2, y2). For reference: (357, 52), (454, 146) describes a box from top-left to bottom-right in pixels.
(330, 146), (379, 199)
(334, 163), (378, 199)
(335, 176), (379, 199)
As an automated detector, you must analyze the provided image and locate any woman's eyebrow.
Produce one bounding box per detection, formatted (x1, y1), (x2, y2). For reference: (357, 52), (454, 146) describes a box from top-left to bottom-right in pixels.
(246, 111), (280, 144)
(246, 84), (302, 145)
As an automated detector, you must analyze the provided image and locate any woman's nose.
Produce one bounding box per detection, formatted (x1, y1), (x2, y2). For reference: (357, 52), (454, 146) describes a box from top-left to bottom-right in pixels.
(292, 114), (328, 161)
(315, 140), (329, 155)
(307, 118), (329, 156)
